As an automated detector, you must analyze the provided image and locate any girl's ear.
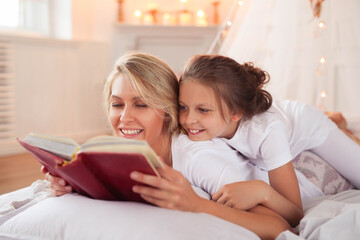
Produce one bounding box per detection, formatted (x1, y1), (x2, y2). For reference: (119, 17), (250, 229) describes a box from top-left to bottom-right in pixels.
(231, 113), (243, 122)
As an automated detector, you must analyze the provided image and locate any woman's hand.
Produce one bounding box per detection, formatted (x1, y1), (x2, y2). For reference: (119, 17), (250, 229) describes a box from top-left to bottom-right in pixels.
(41, 166), (72, 196)
(212, 180), (269, 210)
(130, 159), (204, 212)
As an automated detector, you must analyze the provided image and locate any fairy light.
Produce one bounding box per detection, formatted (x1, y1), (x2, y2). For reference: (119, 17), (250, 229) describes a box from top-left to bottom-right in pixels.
(227, 21), (232, 26)
(319, 57), (327, 64)
(180, 0), (187, 3)
(318, 21), (325, 28)
(197, 10), (204, 18)
(134, 10), (142, 17)
(238, 0), (244, 6)
(320, 90), (327, 98)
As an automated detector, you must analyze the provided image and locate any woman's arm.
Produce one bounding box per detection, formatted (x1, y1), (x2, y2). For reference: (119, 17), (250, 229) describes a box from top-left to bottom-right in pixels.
(130, 162), (292, 240)
(41, 166), (72, 196)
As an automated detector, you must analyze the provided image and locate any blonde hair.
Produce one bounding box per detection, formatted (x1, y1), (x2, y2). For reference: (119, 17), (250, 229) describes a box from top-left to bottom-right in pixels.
(104, 52), (179, 135)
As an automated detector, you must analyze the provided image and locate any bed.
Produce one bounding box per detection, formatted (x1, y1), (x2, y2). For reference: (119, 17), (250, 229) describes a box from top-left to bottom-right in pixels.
(1, 121), (359, 239)
(0, 176), (359, 239)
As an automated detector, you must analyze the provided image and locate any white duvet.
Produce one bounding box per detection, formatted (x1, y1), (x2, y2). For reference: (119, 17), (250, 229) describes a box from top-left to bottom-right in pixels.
(0, 180), (359, 240)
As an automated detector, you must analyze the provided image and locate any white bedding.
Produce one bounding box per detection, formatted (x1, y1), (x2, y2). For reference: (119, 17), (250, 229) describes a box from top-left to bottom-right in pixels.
(0, 180), (259, 240)
(1, 182), (359, 239)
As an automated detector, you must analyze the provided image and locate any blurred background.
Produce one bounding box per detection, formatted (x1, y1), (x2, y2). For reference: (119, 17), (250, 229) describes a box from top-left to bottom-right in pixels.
(0, 0), (359, 193)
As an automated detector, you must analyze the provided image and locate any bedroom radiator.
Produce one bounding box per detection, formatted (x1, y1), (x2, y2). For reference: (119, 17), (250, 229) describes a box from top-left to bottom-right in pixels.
(0, 41), (15, 147)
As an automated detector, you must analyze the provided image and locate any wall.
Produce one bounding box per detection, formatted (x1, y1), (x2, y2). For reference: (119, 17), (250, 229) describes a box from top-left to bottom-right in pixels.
(74, 0), (233, 41)
(0, 35), (112, 156)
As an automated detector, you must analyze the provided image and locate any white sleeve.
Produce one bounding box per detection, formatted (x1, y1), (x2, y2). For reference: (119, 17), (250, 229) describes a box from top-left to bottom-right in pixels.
(172, 135), (256, 195)
(259, 123), (293, 171)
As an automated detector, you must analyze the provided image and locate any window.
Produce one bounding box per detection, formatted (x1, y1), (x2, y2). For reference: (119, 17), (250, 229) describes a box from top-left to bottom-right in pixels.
(0, 0), (19, 28)
(0, 0), (71, 39)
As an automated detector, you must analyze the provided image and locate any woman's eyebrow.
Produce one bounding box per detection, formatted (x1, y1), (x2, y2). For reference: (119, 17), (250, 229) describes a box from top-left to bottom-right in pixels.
(110, 95), (121, 100)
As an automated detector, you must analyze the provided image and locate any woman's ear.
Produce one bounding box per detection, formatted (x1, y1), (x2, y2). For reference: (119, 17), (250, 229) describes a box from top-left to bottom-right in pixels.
(231, 113), (243, 122)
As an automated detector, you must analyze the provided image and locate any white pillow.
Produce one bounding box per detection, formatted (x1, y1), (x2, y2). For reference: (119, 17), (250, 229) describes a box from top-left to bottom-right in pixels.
(293, 151), (355, 195)
(0, 193), (259, 240)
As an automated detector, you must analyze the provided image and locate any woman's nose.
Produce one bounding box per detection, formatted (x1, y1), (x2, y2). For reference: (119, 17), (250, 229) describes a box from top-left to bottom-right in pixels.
(120, 106), (134, 122)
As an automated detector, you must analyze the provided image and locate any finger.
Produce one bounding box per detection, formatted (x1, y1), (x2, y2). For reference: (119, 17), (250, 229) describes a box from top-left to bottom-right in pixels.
(132, 185), (170, 201)
(130, 171), (176, 192)
(215, 194), (228, 205)
(140, 193), (176, 210)
(51, 188), (70, 197)
(211, 189), (222, 201)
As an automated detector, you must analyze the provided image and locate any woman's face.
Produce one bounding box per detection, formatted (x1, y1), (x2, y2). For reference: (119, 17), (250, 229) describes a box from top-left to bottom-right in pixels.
(108, 74), (167, 148)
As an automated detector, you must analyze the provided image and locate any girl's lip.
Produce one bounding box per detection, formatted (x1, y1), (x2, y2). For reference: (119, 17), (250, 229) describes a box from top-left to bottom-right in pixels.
(187, 128), (205, 135)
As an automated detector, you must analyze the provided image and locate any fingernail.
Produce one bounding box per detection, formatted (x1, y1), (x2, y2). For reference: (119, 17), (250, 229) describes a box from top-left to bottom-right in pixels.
(65, 186), (72, 192)
(130, 172), (139, 179)
(132, 186), (139, 192)
(59, 179), (65, 185)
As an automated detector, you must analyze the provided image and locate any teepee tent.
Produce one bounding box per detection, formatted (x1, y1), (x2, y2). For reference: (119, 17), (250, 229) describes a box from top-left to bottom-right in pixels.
(211, 0), (360, 119)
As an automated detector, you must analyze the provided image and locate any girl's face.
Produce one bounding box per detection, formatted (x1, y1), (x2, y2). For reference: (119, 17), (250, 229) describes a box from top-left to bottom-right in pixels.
(108, 74), (167, 148)
(179, 80), (239, 141)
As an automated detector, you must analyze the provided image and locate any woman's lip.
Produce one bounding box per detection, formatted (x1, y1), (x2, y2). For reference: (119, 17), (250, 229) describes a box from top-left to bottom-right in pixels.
(119, 128), (143, 137)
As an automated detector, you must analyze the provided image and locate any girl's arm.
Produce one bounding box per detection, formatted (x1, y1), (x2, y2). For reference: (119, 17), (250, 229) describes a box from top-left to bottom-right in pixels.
(130, 162), (292, 240)
(268, 161), (303, 226)
(212, 175), (303, 227)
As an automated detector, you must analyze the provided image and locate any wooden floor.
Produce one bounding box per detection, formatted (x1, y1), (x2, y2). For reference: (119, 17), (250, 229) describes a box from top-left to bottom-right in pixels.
(0, 153), (44, 195)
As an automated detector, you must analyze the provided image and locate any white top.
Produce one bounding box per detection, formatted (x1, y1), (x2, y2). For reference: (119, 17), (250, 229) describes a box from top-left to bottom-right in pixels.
(172, 134), (324, 201)
(221, 100), (337, 171)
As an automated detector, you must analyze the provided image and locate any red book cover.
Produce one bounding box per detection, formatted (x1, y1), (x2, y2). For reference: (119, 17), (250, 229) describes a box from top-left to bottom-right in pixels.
(17, 138), (159, 203)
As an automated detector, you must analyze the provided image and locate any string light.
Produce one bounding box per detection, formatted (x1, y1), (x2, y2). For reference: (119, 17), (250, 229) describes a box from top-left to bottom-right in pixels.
(320, 90), (327, 98)
(197, 10), (204, 18)
(238, 0), (244, 6)
(227, 21), (232, 26)
(134, 10), (142, 17)
(318, 21), (325, 28)
(319, 57), (327, 64)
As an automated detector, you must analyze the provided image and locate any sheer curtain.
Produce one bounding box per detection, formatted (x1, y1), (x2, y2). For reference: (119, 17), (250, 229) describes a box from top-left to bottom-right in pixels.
(215, 0), (360, 118)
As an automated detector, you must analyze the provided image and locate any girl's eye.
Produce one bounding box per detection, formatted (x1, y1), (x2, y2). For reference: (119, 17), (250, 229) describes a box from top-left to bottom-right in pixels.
(179, 105), (188, 110)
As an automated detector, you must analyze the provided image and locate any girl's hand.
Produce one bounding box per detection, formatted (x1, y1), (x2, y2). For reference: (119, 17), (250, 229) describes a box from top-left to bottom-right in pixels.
(211, 180), (269, 210)
(41, 166), (72, 196)
(130, 159), (204, 212)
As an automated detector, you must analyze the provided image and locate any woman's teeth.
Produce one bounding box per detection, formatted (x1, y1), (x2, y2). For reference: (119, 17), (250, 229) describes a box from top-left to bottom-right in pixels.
(121, 129), (142, 135)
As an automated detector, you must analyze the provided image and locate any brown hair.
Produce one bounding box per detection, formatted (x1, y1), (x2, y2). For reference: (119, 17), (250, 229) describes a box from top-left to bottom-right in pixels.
(179, 55), (272, 120)
(104, 52), (179, 135)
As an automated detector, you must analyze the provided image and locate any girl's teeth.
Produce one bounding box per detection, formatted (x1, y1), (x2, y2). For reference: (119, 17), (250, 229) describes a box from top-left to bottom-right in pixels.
(122, 129), (141, 135)
(189, 129), (201, 134)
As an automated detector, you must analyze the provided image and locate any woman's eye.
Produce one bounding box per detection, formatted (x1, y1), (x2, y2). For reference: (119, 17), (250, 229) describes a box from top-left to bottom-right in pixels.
(199, 108), (210, 113)
(111, 103), (124, 108)
(136, 104), (148, 108)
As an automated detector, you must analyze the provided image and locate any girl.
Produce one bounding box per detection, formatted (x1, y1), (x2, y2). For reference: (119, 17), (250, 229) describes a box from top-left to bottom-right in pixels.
(43, 52), (292, 239)
(176, 54), (360, 227)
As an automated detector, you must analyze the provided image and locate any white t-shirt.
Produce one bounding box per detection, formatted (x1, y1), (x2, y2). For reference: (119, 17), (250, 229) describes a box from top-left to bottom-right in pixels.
(221, 99), (337, 171)
(172, 134), (324, 201)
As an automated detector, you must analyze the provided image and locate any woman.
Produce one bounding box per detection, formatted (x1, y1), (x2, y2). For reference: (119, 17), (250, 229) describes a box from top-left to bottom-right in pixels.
(43, 52), (291, 239)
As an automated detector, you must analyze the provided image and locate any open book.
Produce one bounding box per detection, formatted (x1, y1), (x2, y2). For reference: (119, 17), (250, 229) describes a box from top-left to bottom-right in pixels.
(18, 133), (163, 203)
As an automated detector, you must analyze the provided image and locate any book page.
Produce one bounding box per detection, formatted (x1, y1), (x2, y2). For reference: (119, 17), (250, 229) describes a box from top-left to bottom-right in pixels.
(24, 133), (80, 161)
